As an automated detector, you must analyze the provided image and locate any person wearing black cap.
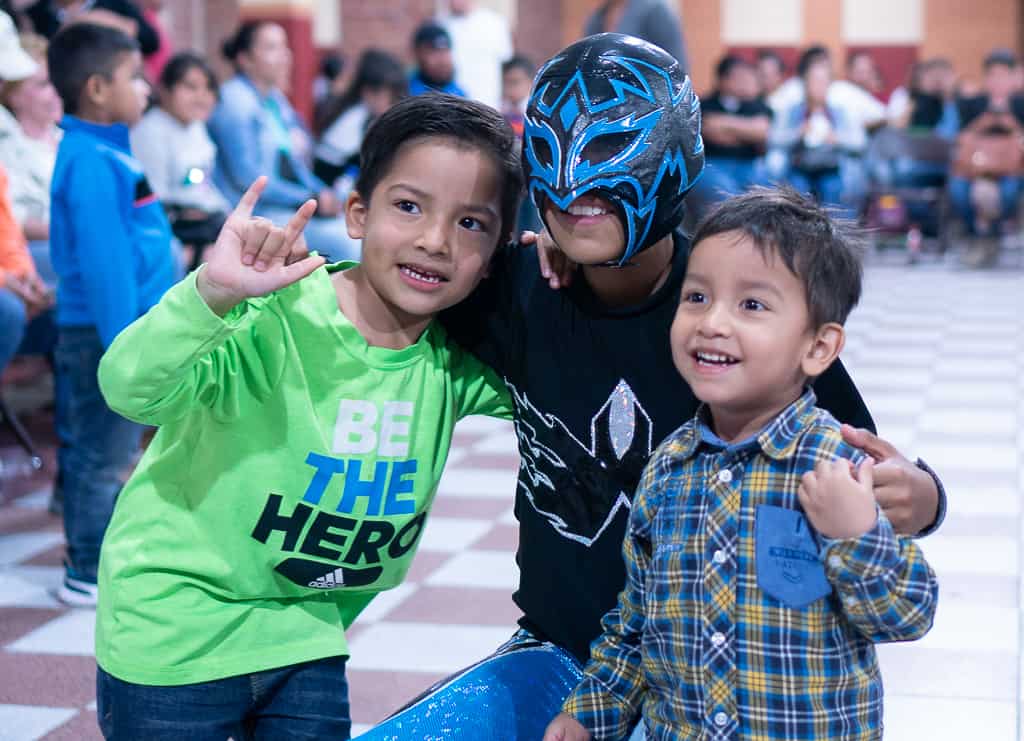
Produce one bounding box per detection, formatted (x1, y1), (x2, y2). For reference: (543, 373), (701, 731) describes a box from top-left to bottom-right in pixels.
(409, 21), (465, 98)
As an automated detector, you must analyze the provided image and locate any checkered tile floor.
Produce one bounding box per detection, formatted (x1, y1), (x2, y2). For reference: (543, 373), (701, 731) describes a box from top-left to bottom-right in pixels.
(1, 253), (1022, 740)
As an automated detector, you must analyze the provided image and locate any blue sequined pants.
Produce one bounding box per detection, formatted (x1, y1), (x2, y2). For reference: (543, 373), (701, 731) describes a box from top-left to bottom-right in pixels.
(353, 629), (587, 740)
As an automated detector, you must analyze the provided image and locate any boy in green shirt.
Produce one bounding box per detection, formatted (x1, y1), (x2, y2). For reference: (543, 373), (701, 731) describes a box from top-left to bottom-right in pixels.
(94, 94), (520, 740)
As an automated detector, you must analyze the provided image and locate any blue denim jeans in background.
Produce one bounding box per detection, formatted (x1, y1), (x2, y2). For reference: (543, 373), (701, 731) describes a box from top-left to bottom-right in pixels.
(949, 175), (1023, 235)
(97, 656), (351, 740)
(0, 287), (58, 370)
(54, 326), (142, 581)
(694, 157), (768, 204)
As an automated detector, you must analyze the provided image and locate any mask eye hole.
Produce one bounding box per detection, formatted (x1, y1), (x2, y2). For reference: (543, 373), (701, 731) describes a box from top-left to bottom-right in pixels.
(529, 136), (555, 169)
(580, 131), (642, 167)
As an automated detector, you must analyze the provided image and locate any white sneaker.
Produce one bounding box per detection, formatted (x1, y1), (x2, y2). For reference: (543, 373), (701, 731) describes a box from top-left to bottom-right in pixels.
(57, 572), (98, 608)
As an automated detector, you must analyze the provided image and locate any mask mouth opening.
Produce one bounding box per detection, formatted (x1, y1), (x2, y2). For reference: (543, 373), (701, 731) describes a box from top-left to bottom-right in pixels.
(533, 188), (635, 267)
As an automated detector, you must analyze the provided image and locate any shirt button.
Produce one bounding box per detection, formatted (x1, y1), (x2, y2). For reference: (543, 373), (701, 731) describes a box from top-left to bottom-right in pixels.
(713, 549), (727, 564)
(714, 711), (729, 727)
(717, 469), (733, 484)
(828, 554), (844, 569)
(711, 631), (726, 647)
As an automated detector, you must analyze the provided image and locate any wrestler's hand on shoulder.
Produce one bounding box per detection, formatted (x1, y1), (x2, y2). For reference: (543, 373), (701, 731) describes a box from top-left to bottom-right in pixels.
(521, 228), (576, 289)
(197, 176), (324, 316)
(543, 713), (592, 741)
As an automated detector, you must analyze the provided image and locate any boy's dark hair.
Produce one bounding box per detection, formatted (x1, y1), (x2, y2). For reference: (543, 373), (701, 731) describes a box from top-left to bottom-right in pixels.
(984, 48), (1018, 70)
(356, 93), (523, 244)
(47, 23), (138, 115)
(502, 54), (535, 77)
(691, 187), (864, 328)
(160, 51), (218, 97)
(715, 54), (750, 82)
(797, 44), (830, 77)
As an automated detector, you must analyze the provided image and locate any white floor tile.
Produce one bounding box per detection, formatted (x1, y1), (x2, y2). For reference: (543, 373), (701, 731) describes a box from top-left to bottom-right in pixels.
(877, 644), (1017, 701)
(884, 696), (1015, 741)
(914, 602), (1018, 653)
(945, 486), (1019, 517)
(912, 442), (1018, 474)
(436, 468), (519, 500)
(0, 531), (64, 567)
(0, 704), (78, 741)
(917, 534), (1018, 578)
(927, 381), (1018, 405)
(917, 409), (1019, 438)
(346, 622), (513, 673)
(354, 583), (418, 624)
(454, 417), (515, 435)
(471, 432), (520, 455)
(933, 358), (1019, 379)
(0, 565), (62, 608)
(8, 607), (96, 656)
(418, 517), (496, 553)
(426, 550), (519, 591)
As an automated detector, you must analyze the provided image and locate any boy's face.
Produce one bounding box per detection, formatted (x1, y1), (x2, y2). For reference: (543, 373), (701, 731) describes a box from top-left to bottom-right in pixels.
(502, 66), (532, 106)
(542, 193), (626, 265)
(418, 46), (454, 82)
(670, 231), (842, 417)
(346, 137), (503, 320)
(94, 50), (149, 125)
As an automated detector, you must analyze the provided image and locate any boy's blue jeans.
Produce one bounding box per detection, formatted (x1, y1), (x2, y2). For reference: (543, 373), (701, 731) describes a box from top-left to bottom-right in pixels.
(97, 656), (351, 740)
(54, 326), (142, 581)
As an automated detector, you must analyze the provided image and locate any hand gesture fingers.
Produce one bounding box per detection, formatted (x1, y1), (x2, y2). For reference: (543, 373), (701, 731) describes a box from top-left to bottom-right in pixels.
(241, 217), (274, 268)
(232, 176), (267, 222)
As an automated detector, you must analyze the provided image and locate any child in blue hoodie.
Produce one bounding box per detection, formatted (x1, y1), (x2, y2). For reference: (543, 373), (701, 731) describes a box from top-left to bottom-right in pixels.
(47, 23), (177, 606)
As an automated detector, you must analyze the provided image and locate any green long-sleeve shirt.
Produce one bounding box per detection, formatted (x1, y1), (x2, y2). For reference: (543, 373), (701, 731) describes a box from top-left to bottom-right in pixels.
(96, 263), (512, 686)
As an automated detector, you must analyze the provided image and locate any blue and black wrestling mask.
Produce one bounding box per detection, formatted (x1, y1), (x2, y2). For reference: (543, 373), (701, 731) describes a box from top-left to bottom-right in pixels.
(524, 33), (704, 265)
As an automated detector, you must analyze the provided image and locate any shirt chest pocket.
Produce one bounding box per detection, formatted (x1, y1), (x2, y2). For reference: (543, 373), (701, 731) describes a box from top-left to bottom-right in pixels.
(755, 504), (832, 609)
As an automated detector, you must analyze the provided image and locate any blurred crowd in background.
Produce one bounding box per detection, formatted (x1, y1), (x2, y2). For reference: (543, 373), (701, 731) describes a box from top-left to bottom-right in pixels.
(0, 0), (1022, 496)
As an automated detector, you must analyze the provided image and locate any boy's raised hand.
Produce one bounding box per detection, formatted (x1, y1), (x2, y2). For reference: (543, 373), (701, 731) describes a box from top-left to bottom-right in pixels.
(798, 458), (878, 540)
(543, 713), (591, 741)
(197, 177), (325, 316)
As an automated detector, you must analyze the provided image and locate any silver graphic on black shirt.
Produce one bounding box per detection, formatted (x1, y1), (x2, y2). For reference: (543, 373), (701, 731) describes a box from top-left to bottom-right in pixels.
(508, 380), (653, 546)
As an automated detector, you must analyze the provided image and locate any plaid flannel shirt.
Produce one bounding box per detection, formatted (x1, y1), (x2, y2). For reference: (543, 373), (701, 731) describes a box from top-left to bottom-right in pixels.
(563, 389), (938, 740)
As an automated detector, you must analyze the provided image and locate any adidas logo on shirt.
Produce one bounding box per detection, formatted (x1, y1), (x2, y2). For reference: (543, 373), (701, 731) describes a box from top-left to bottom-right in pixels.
(308, 568), (346, 589)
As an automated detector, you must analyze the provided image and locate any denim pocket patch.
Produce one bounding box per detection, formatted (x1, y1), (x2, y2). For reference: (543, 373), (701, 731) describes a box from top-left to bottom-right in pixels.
(755, 504), (832, 608)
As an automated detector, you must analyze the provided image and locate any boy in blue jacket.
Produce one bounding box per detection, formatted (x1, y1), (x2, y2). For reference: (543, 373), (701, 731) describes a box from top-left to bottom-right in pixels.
(47, 23), (178, 606)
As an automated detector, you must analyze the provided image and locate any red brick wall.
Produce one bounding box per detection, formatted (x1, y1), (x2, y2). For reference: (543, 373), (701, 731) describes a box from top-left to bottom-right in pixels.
(514, 0), (565, 68)
(336, 0), (436, 66)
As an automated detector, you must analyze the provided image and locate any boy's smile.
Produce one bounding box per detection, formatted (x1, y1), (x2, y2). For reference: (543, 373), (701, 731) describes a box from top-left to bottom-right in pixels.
(671, 230), (843, 441)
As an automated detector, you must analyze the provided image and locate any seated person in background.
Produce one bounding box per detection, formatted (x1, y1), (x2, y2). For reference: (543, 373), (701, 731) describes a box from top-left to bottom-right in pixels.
(756, 49), (786, 103)
(951, 48), (1024, 268)
(0, 163), (54, 378)
(544, 188), (938, 741)
(209, 21), (359, 262)
(313, 48), (405, 197)
(888, 58), (959, 138)
(693, 55), (772, 206)
(409, 22), (466, 97)
(0, 21), (61, 263)
(770, 51), (866, 219)
(131, 51), (229, 270)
